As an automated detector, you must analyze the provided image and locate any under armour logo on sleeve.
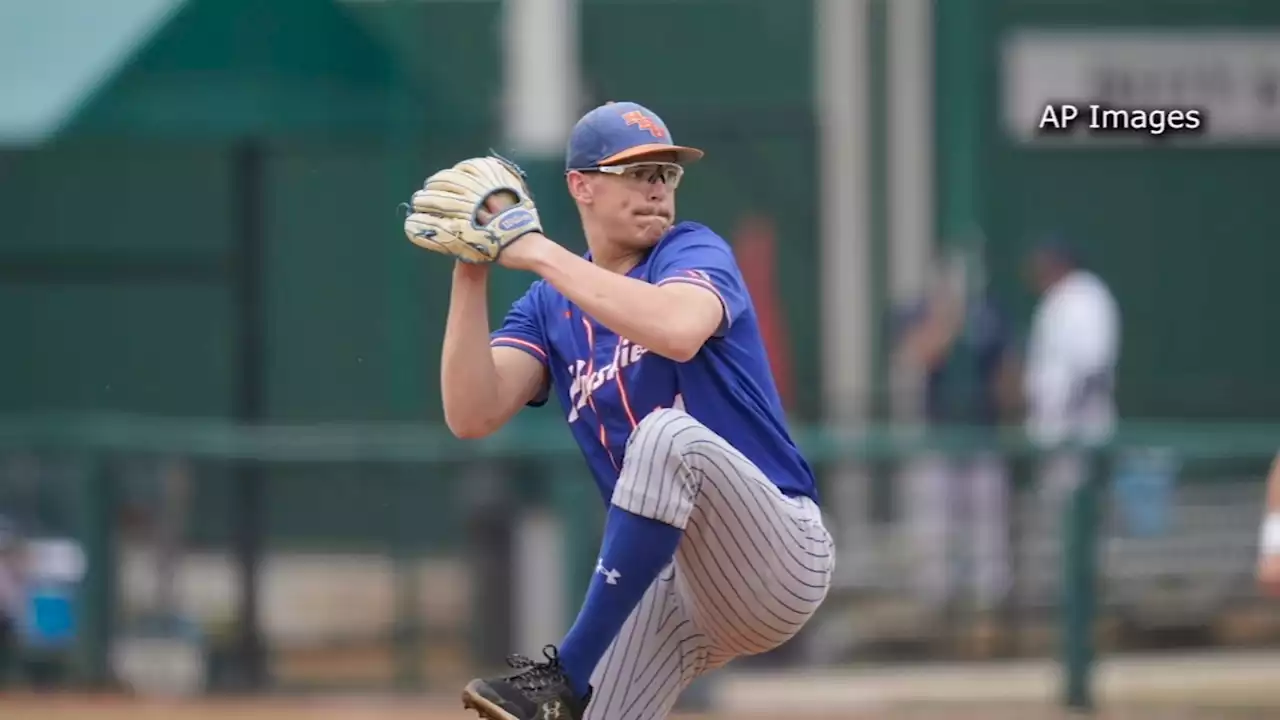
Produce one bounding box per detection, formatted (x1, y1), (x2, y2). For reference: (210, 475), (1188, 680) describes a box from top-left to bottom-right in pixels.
(595, 558), (621, 585)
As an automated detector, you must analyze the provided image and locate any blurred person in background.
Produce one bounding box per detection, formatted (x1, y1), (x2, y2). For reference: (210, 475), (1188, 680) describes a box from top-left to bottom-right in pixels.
(1258, 453), (1280, 597)
(894, 257), (1020, 626)
(0, 516), (22, 687)
(1023, 239), (1120, 504)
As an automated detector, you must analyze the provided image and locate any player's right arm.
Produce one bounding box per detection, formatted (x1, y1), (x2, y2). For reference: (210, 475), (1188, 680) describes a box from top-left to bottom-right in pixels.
(440, 264), (549, 439)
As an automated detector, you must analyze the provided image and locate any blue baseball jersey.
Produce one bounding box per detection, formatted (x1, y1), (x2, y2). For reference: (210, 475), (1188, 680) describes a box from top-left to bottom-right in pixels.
(490, 221), (818, 505)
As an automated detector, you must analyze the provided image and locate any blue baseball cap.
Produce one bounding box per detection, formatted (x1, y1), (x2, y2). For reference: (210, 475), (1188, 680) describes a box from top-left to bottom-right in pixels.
(565, 101), (704, 172)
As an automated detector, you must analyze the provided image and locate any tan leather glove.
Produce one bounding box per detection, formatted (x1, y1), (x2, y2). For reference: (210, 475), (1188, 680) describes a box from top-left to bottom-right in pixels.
(403, 155), (542, 264)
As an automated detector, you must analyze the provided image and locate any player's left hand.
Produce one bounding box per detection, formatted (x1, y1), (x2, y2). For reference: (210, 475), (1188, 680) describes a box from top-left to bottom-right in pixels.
(403, 155), (543, 264)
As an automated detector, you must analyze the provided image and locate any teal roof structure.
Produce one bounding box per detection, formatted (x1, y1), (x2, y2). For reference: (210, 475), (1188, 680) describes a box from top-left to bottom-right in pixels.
(0, 0), (185, 144)
(0, 0), (406, 144)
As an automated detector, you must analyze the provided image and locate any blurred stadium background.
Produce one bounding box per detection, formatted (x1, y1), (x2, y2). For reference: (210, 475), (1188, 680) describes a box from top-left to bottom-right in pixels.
(3, 0), (1280, 717)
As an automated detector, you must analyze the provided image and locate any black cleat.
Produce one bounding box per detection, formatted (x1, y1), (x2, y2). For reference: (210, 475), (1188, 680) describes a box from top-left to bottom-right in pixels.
(461, 645), (590, 720)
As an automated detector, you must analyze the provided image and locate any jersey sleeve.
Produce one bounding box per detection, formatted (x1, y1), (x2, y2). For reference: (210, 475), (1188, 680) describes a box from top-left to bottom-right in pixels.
(490, 281), (551, 407)
(650, 228), (750, 337)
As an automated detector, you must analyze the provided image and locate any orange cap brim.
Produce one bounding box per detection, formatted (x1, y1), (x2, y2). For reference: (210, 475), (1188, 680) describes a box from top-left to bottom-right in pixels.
(597, 143), (705, 166)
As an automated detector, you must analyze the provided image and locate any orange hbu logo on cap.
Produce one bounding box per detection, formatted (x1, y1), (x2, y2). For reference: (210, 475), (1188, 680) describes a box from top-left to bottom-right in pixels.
(622, 110), (666, 138)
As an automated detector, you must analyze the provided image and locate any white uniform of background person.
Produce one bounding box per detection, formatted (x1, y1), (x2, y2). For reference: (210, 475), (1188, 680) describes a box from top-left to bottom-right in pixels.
(1023, 243), (1121, 503)
(1020, 243), (1119, 605)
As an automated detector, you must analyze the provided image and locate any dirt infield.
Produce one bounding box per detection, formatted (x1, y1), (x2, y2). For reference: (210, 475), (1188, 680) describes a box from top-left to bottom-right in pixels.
(3, 695), (1280, 720)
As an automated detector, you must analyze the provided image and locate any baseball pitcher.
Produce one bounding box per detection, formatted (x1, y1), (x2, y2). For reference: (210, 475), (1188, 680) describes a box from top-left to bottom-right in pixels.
(403, 101), (834, 720)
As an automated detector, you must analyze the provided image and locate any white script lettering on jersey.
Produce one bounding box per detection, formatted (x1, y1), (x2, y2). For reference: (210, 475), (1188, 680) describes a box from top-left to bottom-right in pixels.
(567, 337), (650, 422)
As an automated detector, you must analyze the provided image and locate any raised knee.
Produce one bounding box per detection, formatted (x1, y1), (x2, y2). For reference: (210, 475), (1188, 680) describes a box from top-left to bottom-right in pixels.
(614, 408), (702, 523)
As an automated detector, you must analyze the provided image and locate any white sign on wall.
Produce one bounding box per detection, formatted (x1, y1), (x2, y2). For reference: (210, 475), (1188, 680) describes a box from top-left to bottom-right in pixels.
(1002, 31), (1280, 144)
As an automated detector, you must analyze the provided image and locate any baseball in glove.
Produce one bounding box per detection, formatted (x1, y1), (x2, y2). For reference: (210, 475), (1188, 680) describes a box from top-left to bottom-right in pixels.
(403, 154), (543, 264)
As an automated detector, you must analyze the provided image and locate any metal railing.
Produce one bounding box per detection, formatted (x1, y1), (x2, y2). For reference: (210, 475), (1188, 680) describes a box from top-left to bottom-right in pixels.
(0, 414), (1277, 709)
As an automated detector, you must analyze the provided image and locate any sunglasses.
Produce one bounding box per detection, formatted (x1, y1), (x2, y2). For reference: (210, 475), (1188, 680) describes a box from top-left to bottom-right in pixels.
(573, 161), (684, 188)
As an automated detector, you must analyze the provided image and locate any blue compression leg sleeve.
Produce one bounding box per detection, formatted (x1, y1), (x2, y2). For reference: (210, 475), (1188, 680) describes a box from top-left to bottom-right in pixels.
(556, 505), (683, 698)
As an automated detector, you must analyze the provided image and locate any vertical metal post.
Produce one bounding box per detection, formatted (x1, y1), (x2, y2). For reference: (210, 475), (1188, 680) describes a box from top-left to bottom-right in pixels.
(933, 0), (990, 255)
(932, 0), (989, 405)
(1061, 451), (1101, 711)
(887, 0), (935, 315)
(863, 0), (894, 525)
(231, 140), (267, 690)
(816, 0), (874, 588)
(867, 0), (889, 427)
(76, 455), (116, 688)
(817, 0), (872, 426)
(886, 0), (935, 424)
(513, 504), (567, 657)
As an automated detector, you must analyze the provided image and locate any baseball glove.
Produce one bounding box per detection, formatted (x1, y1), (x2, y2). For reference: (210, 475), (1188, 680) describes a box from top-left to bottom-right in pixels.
(403, 155), (543, 264)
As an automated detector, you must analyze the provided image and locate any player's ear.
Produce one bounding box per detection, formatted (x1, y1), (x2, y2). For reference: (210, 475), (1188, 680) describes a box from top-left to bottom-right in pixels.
(566, 171), (593, 204)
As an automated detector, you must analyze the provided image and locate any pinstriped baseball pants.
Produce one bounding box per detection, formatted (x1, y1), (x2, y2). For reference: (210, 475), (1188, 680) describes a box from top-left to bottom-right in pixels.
(584, 409), (835, 720)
